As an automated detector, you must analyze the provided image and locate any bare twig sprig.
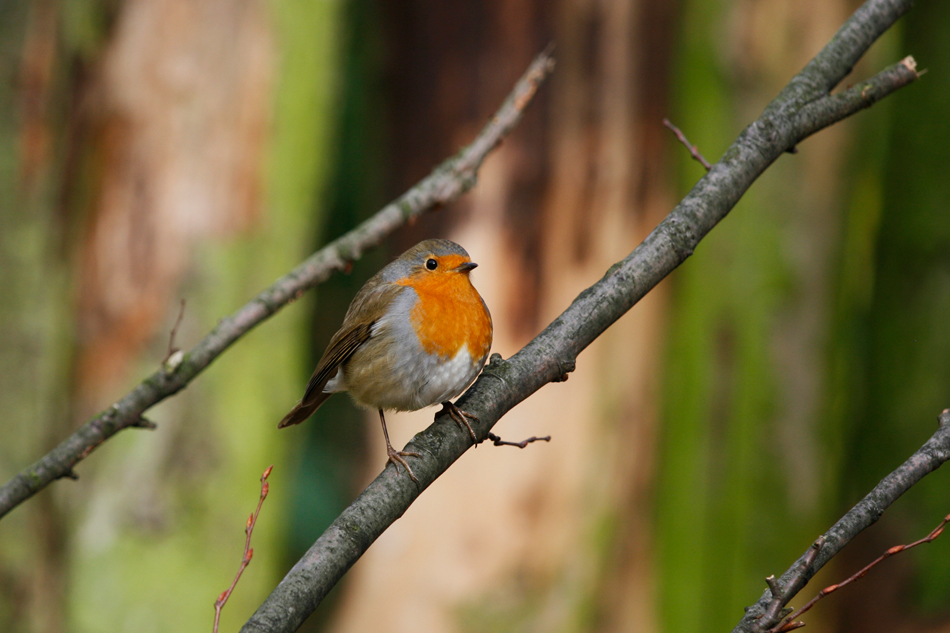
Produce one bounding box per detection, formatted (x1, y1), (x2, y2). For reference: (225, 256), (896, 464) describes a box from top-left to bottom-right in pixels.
(213, 465), (274, 633)
(485, 432), (551, 448)
(768, 513), (950, 633)
(0, 49), (555, 521)
(663, 118), (712, 170)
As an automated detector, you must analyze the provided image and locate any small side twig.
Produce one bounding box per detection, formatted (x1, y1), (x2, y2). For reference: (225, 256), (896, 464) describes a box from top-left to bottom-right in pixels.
(663, 118), (712, 170)
(769, 513), (950, 633)
(164, 299), (187, 364)
(213, 465), (273, 633)
(485, 432), (551, 448)
(758, 537), (825, 628)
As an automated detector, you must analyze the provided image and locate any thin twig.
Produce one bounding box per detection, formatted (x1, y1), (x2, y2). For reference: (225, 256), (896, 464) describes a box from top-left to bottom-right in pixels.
(163, 298), (187, 364)
(770, 513), (950, 633)
(213, 466), (273, 633)
(0, 48), (555, 521)
(663, 118), (712, 170)
(485, 432), (551, 448)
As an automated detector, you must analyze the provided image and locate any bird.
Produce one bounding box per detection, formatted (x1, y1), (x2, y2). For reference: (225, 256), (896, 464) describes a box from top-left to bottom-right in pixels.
(278, 239), (493, 482)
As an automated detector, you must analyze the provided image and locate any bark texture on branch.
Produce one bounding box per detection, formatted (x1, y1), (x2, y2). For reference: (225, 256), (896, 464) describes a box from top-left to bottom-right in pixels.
(241, 0), (919, 631)
(0, 50), (555, 521)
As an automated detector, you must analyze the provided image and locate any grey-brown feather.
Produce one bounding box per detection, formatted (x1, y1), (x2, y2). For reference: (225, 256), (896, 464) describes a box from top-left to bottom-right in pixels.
(276, 394), (332, 428)
(277, 239), (472, 429)
(277, 280), (405, 428)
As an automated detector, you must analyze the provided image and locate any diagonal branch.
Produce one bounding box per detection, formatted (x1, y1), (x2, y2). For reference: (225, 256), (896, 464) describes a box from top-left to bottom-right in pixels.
(0, 49), (555, 521)
(742, 409), (950, 633)
(240, 1), (919, 631)
(770, 511), (950, 633)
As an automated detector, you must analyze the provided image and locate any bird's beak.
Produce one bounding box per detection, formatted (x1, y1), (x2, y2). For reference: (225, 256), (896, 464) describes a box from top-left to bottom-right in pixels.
(456, 261), (478, 272)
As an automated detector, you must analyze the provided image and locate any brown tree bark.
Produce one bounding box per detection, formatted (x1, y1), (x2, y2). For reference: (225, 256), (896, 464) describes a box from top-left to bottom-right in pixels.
(322, 1), (681, 631)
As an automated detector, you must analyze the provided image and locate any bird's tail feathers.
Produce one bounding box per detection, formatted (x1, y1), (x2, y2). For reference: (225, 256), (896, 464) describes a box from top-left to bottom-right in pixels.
(277, 392), (332, 428)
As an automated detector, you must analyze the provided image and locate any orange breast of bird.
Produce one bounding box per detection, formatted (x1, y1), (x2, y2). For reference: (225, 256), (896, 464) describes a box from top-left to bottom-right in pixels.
(397, 256), (492, 362)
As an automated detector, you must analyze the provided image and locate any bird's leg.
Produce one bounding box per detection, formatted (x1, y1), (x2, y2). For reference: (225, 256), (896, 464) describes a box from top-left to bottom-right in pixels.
(378, 409), (421, 482)
(439, 401), (479, 443)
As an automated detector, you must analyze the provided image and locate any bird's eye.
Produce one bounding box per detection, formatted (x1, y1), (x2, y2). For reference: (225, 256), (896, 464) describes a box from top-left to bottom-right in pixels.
(425, 258), (438, 271)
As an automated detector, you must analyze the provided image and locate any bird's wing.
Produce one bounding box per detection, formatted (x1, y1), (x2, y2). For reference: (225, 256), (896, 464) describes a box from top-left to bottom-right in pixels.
(302, 321), (372, 402)
(277, 283), (404, 428)
(276, 323), (371, 429)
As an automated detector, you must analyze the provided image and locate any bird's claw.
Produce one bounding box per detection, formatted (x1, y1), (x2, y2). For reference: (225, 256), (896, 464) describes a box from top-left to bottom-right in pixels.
(387, 446), (421, 482)
(440, 401), (479, 443)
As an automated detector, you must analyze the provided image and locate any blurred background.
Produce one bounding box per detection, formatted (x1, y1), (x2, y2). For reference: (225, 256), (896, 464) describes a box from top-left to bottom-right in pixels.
(2, 0), (949, 632)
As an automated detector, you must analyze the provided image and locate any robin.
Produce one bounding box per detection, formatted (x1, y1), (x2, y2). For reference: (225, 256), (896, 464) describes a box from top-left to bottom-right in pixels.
(278, 239), (493, 482)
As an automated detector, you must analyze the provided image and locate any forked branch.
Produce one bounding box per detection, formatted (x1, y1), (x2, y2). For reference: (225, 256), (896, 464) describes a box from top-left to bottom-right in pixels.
(740, 409), (950, 633)
(772, 512), (950, 632)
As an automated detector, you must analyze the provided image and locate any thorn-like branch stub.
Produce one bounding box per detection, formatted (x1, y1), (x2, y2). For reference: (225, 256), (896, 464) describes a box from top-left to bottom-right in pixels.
(755, 537), (825, 631)
(133, 417), (158, 429)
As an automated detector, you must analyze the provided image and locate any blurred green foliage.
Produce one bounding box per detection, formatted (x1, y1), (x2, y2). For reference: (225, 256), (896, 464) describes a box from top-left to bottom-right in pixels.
(658, 2), (950, 632)
(283, 3), (390, 628)
(3, 2), (950, 632)
(845, 1), (950, 614)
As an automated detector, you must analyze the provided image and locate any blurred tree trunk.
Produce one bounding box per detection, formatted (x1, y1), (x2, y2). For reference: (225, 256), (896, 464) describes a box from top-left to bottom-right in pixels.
(4, 1), (948, 632)
(1, 1), (342, 632)
(319, 1), (677, 631)
(1, 4), (73, 631)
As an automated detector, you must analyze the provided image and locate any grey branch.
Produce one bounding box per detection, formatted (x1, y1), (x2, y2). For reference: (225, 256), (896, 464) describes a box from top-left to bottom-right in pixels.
(0, 49), (556, 521)
(742, 410), (950, 633)
(241, 1), (921, 631)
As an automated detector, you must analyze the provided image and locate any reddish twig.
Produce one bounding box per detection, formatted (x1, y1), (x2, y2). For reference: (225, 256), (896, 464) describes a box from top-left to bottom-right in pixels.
(485, 432), (551, 448)
(770, 513), (950, 633)
(213, 465), (273, 633)
(164, 298), (187, 364)
(663, 118), (712, 170)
